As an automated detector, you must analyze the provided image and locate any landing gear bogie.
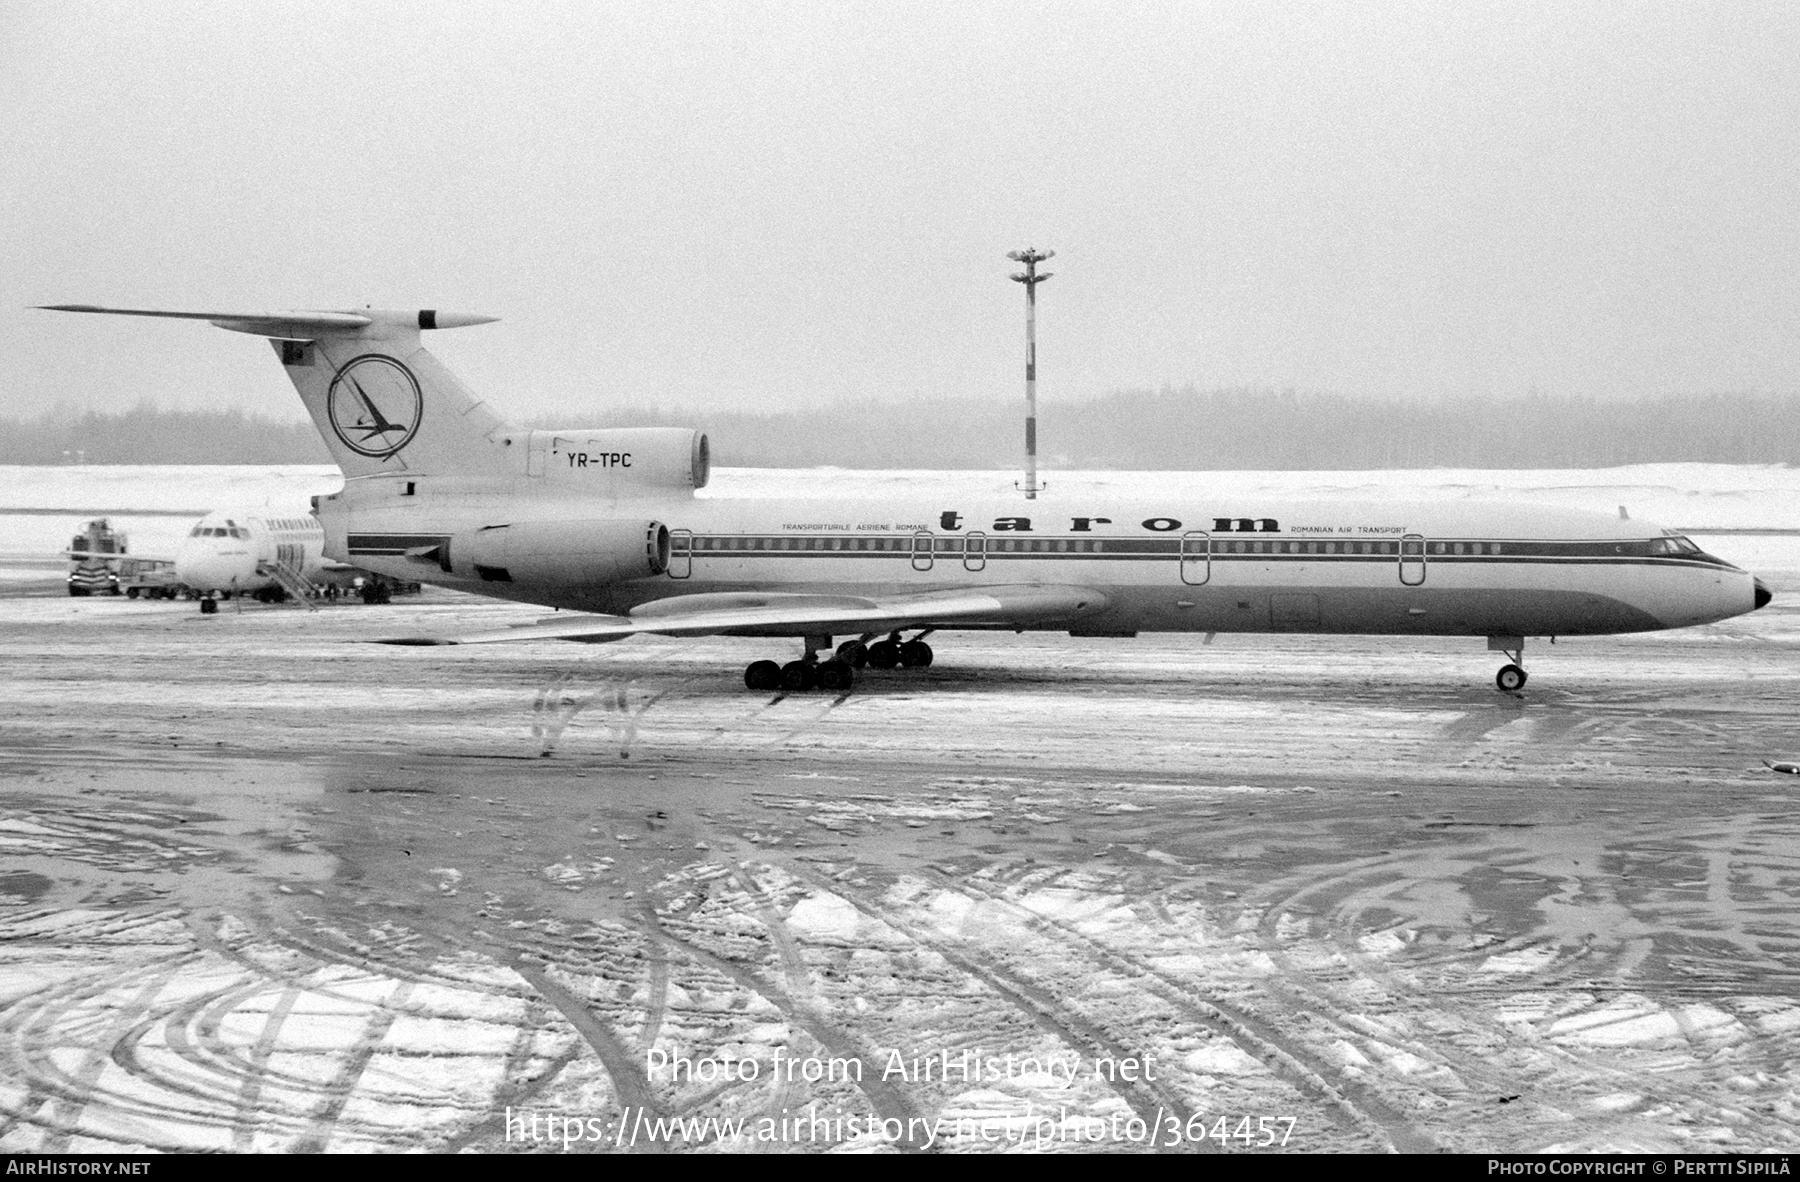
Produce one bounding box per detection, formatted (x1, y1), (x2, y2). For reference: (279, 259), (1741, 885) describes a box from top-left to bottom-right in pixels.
(780, 660), (822, 691)
(743, 633), (937, 693)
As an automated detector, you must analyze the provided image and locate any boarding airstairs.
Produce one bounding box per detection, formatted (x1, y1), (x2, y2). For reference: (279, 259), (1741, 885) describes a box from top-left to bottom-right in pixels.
(257, 560), (319, 611)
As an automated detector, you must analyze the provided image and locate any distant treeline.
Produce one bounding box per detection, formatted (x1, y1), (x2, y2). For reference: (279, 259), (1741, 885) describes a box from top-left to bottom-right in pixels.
(1, 404), (330, 465)
(5, 388), (1798, 468)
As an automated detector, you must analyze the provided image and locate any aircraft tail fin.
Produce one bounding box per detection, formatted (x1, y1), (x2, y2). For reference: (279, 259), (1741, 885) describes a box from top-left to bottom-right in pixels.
(39, 305), (515, 480)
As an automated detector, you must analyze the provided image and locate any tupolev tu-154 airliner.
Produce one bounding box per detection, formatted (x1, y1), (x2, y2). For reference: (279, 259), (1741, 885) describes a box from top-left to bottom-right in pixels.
(42, 304), (1770, 693)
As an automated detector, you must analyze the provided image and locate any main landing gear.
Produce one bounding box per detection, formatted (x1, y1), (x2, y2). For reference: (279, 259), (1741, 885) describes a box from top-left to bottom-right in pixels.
(866, 633), (934, 670)
(1490, 635), (1528, 692)
(742, 632), (934, 693)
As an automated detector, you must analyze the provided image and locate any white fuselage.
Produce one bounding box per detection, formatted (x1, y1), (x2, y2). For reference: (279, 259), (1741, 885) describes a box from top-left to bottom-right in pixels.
(321, 489), (1762, 639)
(174, 511), (328, 594)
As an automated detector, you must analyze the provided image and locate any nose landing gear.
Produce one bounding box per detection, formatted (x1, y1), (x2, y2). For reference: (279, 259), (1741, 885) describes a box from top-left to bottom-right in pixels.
(1489, 635), (1528, 692)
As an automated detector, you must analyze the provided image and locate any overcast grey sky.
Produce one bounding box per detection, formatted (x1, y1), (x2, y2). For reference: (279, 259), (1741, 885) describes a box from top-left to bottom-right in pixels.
(3, 2), (1796, 422)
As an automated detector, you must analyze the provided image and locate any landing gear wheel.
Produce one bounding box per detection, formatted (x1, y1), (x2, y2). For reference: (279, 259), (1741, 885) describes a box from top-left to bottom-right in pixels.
(200, 598), (218, 615)
(899, 640), (934, 668)
(745, 660), (782, 691)
(817, 659), (856, 691)
(1495, 664), (1527, 692)
(867, 640), (900, 669)
(836, 640), (869, 668)
(781, 660), (821, 691)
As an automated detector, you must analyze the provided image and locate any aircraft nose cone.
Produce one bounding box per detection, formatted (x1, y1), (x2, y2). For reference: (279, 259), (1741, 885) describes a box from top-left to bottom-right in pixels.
(1754, 578), (1773, 610)
(177, 542), (255, 592)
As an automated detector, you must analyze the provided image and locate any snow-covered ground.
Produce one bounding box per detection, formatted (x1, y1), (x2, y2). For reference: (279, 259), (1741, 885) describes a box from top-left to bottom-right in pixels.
(1, 594), (1796, 1153)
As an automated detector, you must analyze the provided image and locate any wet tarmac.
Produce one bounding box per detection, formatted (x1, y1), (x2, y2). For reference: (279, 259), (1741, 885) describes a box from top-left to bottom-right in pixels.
(2, 588), (1798, 1153)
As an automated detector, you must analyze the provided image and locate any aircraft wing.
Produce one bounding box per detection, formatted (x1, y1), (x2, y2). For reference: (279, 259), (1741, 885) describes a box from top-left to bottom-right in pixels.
(375, 584), (1110, 646)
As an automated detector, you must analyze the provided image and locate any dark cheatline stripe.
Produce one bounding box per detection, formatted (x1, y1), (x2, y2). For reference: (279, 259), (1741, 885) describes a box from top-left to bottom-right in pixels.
(671, 533), (1732, 571)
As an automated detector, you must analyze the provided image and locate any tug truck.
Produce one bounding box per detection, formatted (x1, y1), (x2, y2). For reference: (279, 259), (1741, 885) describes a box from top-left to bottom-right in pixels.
(66, 518), (125, 596)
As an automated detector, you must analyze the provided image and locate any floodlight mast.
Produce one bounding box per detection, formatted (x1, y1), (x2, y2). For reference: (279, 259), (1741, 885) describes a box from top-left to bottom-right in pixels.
(1008, 247), (1053, 499)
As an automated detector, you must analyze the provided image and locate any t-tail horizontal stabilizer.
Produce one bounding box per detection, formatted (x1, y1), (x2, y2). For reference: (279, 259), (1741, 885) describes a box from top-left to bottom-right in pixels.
(37, 305), (496, 338)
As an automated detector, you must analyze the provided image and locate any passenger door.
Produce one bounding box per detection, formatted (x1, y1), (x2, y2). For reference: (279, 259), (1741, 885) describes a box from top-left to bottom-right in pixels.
(911, 531), (934, 572)
(1399, 534), (1426, 585)
(1180, 531), (1211, 585)
(963, 531), (986, 572)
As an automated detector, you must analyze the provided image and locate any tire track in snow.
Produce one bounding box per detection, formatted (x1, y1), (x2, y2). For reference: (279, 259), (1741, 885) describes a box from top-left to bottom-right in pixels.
(1238, 842), (1791, 1143)
(641, 913), (930, 1150)
(929, 870), (1430, 1153)
(289, 980), (412, 1153)
(778, 866), (1216, 1153)
(229, 984), (301, 1150)
(509, 959), (670, 1151)
(32, 968), (195, 1151)
(771, 691), (857, 746)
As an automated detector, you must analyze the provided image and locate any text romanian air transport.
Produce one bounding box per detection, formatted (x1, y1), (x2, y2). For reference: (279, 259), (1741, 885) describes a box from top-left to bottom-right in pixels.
(42, 304), (1770, 692)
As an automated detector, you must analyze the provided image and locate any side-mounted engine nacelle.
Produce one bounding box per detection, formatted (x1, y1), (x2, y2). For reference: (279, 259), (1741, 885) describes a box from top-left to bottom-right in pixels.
(518, 428), (709, 495)
(458, 519), (670, 586)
